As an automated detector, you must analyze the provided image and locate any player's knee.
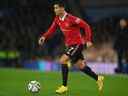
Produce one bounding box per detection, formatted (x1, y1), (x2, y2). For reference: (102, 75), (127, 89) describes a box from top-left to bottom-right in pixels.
(77, 60), (86, 69)
(59, 54), (69, 64)
(79, 63), (85, 69)
(59, 59), (66, 64)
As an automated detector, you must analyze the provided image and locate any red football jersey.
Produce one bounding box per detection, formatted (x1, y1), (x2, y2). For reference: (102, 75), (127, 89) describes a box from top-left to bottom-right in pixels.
(43, 13), (92, 46)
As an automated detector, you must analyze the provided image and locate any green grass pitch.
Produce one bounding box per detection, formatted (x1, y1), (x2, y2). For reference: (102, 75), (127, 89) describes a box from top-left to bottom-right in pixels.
(0, 68), (128, 96)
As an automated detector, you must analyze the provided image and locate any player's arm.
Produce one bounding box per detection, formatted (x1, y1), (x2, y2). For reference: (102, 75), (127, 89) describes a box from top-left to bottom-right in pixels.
(39, 18), (58, 45)
(74, 17), (93, 48)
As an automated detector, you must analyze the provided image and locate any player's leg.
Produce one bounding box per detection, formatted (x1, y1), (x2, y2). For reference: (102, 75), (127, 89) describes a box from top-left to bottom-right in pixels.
(68, 44), (98, 80)
(56, 45), (81, 94)
(56, 54), (69, 94)
(59, 54), (69, 87)
(76, 59), (98, 80)
(76, 59), (104, 91)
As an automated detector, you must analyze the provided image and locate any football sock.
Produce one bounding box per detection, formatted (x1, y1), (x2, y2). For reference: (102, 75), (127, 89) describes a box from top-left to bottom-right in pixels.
(61, 64), (69, 86)
(80, 65), (98, 81)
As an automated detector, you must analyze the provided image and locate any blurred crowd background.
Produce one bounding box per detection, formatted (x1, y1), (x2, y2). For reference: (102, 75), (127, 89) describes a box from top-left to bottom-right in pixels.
(0, 0), (128, 74)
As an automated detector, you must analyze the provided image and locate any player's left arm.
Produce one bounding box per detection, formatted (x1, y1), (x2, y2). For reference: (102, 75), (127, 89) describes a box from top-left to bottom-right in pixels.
(74, 17), (93, 48)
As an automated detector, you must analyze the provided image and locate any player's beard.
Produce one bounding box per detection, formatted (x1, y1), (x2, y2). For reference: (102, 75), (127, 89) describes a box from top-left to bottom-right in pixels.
(55, 10), (65, 17)
(58, 13), (65, 18)
(55, 12), (61, 16)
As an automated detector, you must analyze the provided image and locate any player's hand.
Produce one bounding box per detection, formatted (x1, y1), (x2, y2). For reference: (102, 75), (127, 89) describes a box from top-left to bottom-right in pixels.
(38, 36), (45, 46)
(86, 41), (93, 48)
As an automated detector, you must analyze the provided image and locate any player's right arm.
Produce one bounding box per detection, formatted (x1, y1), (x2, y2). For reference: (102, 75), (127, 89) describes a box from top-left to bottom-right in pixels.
(38, 18), (58, 45)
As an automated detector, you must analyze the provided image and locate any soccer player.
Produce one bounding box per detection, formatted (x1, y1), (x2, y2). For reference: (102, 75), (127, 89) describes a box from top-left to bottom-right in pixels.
(39, 1), (104, 94)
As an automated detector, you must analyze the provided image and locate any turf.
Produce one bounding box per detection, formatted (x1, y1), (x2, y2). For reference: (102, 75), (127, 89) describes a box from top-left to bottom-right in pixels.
(0, 68), (128, 96)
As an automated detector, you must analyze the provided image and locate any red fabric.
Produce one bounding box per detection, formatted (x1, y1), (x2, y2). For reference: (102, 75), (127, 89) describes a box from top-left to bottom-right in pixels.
(43, 13), (92, 46)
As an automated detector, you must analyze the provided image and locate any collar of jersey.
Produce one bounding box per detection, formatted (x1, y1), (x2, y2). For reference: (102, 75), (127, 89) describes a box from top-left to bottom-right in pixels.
(59, 12), (68, 21)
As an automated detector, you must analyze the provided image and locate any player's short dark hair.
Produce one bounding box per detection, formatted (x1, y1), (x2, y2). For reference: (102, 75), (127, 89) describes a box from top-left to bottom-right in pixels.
(52, 1), (65, 8)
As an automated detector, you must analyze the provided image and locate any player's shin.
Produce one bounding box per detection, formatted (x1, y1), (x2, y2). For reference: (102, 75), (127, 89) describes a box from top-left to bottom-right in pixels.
(80, 62), (98, 81)
(61, 64), (69, 86)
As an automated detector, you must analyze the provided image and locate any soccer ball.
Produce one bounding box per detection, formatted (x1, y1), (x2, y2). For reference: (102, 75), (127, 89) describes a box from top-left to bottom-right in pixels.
(27, 80), (41, 93)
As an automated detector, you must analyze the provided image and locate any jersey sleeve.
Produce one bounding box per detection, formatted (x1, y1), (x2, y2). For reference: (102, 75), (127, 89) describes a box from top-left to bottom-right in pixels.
(42, 17), (58, 39)
(72, 16), (92, 42)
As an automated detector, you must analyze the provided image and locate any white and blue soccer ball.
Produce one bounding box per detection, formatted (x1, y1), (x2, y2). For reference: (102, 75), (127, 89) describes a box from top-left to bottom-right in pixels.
(27, 80), (41, 93)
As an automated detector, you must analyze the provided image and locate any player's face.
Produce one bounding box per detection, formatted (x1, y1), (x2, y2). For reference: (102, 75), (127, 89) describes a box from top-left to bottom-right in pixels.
(54, 4), (65, 16)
